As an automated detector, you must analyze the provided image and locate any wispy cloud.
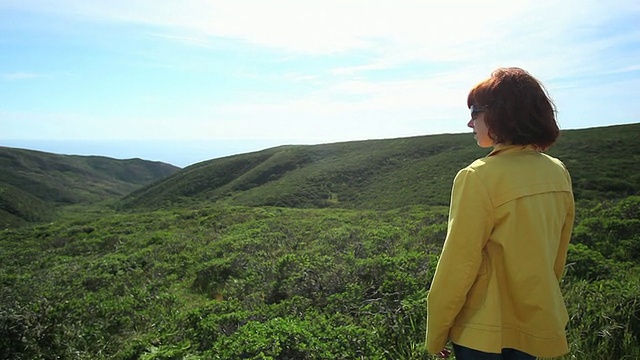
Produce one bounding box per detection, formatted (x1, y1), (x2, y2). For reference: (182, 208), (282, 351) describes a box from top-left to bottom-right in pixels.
(5, 1), (639, 72)
(1, 72), (43, 80)
(146, 32), (212, 48)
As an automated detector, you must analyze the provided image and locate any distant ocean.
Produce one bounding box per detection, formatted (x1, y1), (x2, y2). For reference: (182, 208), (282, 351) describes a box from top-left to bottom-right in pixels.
(0, 139), (302, 168)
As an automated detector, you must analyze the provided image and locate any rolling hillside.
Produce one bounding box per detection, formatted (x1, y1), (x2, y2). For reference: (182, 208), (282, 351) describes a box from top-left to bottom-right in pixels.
(1, 124), (639, 359)
(122, 123), (640, 211)
(0, 146), (180, 227)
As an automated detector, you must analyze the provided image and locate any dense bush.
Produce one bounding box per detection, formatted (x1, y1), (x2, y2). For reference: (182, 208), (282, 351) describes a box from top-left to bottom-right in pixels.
(1, 198), (639, 359)
(563, 276), (640, 359)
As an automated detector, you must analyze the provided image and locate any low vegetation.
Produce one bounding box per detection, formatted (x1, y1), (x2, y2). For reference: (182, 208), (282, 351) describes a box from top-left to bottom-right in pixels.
(2, 198), (639, 359)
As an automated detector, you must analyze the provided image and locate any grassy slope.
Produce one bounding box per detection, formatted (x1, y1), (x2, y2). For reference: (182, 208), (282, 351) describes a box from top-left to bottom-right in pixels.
(546, 124), (639, 200)
(123, 123), (640, 211)
(0, 146), (180, 226)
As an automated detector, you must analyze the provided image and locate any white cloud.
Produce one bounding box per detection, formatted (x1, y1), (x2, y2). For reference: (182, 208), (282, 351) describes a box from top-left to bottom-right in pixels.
(1, 72), (43, 80)
(146, 32), (212, 48)
(0, 1), (566, 54)
(5, 0), (638, 77)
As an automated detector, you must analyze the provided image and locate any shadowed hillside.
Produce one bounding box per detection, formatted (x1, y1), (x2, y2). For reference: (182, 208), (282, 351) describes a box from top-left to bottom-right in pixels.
(0, 146), (180, 227)
(122, 123), (640, 211)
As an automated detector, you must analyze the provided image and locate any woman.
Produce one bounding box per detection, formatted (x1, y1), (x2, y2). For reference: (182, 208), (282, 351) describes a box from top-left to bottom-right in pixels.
(425, 67), (575, 359)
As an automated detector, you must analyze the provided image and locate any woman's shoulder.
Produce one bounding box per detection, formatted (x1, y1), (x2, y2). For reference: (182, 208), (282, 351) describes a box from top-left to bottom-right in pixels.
(460, 150), (570, 184)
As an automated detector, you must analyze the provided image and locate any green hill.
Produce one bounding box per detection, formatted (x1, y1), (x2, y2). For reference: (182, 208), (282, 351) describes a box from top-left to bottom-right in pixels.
(0, 146), (180, 227)
(0, 123), (639, 359)
(122, 123), (640, 211)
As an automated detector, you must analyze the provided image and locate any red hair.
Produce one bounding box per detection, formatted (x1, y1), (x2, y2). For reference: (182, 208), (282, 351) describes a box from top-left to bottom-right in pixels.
(467, 67), (559, 149)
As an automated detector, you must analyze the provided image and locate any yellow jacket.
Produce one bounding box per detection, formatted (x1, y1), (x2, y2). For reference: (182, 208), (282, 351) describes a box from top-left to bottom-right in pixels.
(426, 144), (575, 358)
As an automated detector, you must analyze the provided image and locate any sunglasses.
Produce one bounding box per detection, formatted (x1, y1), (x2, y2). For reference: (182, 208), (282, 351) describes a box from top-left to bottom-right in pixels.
(470, 104), (487, 120)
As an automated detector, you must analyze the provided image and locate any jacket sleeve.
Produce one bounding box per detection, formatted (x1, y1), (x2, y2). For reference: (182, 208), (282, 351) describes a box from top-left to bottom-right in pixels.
(426, 167), (494, 353)
(553, 172), (575, 281)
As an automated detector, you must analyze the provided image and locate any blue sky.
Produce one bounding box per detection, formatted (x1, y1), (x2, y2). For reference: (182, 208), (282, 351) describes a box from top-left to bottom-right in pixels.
(1, 0), (639, 167)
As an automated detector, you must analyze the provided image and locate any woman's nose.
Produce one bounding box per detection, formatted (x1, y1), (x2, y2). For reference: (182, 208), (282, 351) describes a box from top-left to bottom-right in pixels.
(467, 119), (474, 128)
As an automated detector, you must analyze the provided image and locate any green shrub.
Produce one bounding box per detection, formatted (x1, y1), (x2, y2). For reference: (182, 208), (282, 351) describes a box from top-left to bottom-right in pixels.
(207, 312), (383, 360)
(2, 199), (640, 359)
(565, 243), (613, 281)
(563, 276), (640, 359)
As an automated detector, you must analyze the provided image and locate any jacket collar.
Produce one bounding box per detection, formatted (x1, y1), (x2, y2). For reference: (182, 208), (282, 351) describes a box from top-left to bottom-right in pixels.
(486, 144), (539, 157)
